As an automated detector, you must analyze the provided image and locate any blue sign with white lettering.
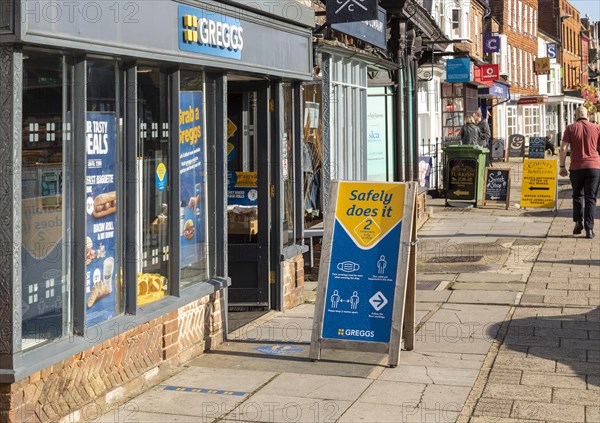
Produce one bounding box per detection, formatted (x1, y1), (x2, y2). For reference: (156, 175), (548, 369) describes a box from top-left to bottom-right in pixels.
(320, 182), (406, 344)
(547, 43), (557, 59)
(446, 58), (472, 83)
(178, 5), (243, 60)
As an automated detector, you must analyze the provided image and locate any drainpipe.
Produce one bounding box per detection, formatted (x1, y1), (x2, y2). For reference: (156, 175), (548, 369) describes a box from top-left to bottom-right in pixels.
(411, 58), (419, 181)
(394, 19), (406, 181)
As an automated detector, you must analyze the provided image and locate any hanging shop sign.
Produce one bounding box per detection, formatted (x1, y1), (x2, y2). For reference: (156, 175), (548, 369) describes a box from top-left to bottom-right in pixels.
(310, 181), (417, 367)
(478, 81), (510, 99)
(517, 96), (548, 105)
(482, 167), (511, 209)
(507, 134), (526, 158)
(179, 5), (244, 59)
(327, 0), (378, 24)
(534, 58), (551, 75)
(481, 64), (499, 81)
(446, 59), (473, 83)
(331, 6), (387, 49)
(85, 112), (119, 326)
(483, 35), (500, 53)
(547, 43), (557, 59)
(528, 137), (546, 159)
(520, 159), (558, 209)
(179, 91), (206, 268)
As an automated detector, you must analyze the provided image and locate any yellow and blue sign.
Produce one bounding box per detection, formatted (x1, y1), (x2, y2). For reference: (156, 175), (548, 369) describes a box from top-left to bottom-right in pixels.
(155, 163), (167, 191)
(179, 5), (243, 60)
(321, 182), (406, 343)
(520, 159), (557, 209)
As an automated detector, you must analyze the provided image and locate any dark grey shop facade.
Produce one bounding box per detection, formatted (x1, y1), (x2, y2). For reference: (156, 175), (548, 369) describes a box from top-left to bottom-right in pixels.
(0, 1), (313, 420)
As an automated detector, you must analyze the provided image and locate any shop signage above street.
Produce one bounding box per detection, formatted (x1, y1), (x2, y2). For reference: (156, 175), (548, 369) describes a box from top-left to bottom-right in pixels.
(517, 96), (548, 105)
(331, 6), (387, 49)
(478, 81), (510, 99)
(534, 58), (551, 75)
(446, 58), (473, 83)
(483, 36), (500, 53)
(327, 0), (378, 23)
(547, 43), (557, 59)
(481, 64), (499, 81)
(179, 5), (244, 59)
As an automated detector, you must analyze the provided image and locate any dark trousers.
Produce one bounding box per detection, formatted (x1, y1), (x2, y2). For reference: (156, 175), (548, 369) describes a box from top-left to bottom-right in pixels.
(570, 168), (600, 230)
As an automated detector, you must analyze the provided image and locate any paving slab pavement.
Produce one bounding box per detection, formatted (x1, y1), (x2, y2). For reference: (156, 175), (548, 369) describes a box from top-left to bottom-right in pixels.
(95, 161), (599, 423)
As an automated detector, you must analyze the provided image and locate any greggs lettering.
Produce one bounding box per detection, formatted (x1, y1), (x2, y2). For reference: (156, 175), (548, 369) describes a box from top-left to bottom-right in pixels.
(197, 18), (244, 50)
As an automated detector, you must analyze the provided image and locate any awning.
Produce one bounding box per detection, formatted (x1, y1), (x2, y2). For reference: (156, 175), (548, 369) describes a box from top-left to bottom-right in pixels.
(478, 81), (510, 99)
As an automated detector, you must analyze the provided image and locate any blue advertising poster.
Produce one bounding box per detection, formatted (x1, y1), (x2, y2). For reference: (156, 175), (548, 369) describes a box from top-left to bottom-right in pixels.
(85, 112), (118, 326)
(321, 182), (406, 343)
(228, 171), (258, 206)
(180, 91), (206, 268)
(483, 35), (500, 53)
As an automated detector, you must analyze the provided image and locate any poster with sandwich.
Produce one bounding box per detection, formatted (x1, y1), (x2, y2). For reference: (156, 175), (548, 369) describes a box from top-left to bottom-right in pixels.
(85, 112), (119, 326)
(179, 92), (206, 268)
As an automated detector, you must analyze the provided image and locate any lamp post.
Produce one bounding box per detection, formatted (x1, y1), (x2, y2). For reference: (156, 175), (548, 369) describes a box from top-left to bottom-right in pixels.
(557, 13), (571, 146)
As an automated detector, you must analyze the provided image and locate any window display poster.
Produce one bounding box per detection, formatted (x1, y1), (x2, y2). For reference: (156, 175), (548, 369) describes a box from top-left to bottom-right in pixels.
(180, 91), (206, 268)
(367, 96), (388, 181)
(85, 112), (119, 326)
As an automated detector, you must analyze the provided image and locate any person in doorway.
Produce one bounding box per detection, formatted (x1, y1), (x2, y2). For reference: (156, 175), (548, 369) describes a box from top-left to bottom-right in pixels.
(545, 134), (557, 156)
(559, 106), (600, 239)
(473, 110), (491, 148)
(460, 116), (481, 146)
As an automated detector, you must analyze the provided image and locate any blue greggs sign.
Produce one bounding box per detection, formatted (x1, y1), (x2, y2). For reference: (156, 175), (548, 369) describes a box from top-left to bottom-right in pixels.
(179, 5), (243, 59)
(446, 58), (472, 83)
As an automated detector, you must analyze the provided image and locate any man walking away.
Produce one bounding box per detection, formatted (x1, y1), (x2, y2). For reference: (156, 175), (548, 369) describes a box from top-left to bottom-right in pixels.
(545, 134), (557, 156)
(559, 106), (600, 239)
(473, 110), (491, 148)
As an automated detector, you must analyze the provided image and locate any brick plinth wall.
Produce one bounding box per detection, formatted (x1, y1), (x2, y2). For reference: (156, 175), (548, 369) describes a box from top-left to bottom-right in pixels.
(1, 291), (224, 423)
(283, 255), (305, 310)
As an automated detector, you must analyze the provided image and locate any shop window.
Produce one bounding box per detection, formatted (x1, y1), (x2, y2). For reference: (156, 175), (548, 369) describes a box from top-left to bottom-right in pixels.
(179, 70), (210, 288)
(507, 106), (518, 136)
(302, 84), (323, 226)
(21, 51), (72, 349)
(85, 59), (124, 326)
(136, 67), (171, 303)
(283, 84), (295, 246)
(523, 106), (540, 137)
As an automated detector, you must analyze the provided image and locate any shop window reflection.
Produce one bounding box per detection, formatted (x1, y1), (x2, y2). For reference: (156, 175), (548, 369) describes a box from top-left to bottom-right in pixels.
(21, 52), (71, 349)
(137, 67), (170, 304)
(180, 70), (210, 288)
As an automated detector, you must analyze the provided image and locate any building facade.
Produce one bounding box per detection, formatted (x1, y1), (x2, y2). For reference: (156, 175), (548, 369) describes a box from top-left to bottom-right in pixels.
(0, 1), (314, 421)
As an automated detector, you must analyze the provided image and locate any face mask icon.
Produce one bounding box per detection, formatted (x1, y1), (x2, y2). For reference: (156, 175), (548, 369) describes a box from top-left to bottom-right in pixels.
(337, 261), (360, 273)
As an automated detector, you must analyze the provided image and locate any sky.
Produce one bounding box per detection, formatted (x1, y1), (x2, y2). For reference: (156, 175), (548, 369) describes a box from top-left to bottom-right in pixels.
(569, 0), (600, 21)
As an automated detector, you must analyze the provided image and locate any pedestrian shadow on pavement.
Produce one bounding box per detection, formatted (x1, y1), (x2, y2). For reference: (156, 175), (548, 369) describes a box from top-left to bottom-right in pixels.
(535, 259), (599, 266)
(487, 306), (600, 387)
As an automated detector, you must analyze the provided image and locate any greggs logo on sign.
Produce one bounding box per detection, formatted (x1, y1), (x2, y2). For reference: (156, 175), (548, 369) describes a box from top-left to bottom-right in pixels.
(179, 5), (243, 60)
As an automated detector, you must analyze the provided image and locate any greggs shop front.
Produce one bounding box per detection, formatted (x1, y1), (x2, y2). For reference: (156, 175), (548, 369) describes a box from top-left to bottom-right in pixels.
(0, 1), (313, 420)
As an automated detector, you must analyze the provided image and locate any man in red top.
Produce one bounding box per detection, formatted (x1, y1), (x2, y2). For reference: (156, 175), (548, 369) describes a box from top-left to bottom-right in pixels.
(559, 106), (600, 239)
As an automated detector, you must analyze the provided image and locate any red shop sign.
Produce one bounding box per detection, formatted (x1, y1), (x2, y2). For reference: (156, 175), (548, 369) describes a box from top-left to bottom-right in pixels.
(481, 64), (499, 81)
